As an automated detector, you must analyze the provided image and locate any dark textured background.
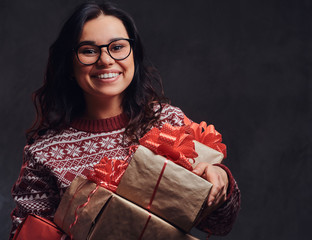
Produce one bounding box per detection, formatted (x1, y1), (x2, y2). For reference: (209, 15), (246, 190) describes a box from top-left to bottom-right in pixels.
(0, 0), (311, 239)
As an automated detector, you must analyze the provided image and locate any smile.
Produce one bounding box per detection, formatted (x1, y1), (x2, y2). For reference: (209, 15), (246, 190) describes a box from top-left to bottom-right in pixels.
(97, 73), (121, 79)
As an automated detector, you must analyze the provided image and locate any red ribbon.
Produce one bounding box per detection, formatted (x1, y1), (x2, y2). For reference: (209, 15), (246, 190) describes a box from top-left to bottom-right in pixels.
(139, 123), (198, 171)
(138, 159), (166, 240)
(69, 185), (99, 239)
(184, 116), (227, 158)
(87, 157), (128, 193)
(147, 160), (168, 210)
(138, 213), (151, 240)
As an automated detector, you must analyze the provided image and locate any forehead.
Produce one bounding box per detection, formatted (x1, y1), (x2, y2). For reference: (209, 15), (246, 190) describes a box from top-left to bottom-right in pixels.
(80, 14), (129, 43)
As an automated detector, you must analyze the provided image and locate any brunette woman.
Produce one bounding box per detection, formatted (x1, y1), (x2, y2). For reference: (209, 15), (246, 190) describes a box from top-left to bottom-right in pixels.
(10, 2), (240, 239)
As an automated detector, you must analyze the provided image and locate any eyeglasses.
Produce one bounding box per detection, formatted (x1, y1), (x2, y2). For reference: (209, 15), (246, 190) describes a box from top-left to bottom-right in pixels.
(75, 38), (133, 65)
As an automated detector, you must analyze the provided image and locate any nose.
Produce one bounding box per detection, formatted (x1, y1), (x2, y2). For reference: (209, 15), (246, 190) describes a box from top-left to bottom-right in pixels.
(97, 49), (115, 66)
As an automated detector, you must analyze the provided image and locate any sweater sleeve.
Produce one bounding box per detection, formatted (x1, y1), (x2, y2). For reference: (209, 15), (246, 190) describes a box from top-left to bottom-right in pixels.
(195, 164), (241, 237)
(9, 145), (60, 239)
(156, 104), (185, 128)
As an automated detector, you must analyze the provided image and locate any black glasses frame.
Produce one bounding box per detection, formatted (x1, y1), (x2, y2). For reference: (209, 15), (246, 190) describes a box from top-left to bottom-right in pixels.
(74, 38), (134, 66)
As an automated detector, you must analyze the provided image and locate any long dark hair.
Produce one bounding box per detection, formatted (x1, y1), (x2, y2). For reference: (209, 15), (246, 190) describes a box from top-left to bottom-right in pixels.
(26, 1), (168, 144)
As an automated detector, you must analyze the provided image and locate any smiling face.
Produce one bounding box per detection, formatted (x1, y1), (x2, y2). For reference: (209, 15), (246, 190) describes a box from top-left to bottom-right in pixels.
(73, 14), (135, 115)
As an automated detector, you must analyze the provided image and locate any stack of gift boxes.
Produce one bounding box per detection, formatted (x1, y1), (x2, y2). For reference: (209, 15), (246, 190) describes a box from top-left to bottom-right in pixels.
(54, 121), (226, 240)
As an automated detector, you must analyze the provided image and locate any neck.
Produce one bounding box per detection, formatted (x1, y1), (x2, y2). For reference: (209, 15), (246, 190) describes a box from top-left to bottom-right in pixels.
(84, 94), (123, 119)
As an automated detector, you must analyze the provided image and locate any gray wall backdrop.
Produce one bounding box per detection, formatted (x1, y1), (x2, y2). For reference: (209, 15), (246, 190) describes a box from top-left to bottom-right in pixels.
(0, 0), (311, 239)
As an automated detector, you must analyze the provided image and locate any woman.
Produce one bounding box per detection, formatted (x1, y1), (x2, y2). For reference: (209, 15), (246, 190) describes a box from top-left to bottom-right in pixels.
(10, 2), (240, 239)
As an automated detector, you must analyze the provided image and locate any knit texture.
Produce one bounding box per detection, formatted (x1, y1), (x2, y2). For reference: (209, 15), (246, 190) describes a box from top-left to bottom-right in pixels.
(10, 104), (240, 239)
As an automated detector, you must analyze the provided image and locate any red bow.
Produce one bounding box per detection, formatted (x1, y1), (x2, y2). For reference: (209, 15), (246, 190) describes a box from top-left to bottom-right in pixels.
(185, 116), (227, 158)
(87, 157), (128, 192)
(139, 123), (198, 171)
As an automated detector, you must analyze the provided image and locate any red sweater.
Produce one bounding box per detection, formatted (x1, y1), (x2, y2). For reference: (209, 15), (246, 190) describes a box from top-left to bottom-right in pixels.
(10, 104), (240, 239)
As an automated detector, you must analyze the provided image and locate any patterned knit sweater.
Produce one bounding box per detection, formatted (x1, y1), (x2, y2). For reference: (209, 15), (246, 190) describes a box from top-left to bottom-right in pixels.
(10, 104), (240, 239)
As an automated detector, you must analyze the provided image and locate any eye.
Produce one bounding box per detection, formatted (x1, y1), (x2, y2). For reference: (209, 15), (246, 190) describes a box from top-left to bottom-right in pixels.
(109, 39), (130, 53)
(78, 45), (100, 56)
(109, 44), (125, 52)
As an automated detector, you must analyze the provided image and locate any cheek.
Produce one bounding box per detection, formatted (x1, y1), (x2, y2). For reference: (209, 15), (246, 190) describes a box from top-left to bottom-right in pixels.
(73, 60), (90, 80)
(124, 55), (135, 78)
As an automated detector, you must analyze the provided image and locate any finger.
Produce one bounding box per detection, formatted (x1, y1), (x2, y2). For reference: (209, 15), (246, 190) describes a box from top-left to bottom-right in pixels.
(206, 171), (224, 206)
(212, 186), (227, 206)
(207, 184), (221, 206)
(212, 167), (228, 205)
(208, 178), (228, 207)
(207, 180), (222, 206)
(192, 163), (211, 177)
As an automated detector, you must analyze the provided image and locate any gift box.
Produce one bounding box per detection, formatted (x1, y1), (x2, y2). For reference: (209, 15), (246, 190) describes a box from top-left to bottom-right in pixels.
(116, 121), (226, 232)
(192, 140), (224, 167)
(54, 121), (226, 238)
(13, 214), (64, 240)
(186, 119), (226, 167)
(116, 145), (213, 232)
(54, 176), (198, 240)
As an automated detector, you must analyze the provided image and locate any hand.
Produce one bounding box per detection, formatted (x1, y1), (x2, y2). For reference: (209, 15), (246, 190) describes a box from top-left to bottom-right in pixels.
(192, 163), (228, 208)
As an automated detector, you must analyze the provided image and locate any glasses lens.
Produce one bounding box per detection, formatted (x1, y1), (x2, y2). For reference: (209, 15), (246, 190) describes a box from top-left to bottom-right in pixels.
(77, 45), (100, 65)
(108, 39), (131, 60)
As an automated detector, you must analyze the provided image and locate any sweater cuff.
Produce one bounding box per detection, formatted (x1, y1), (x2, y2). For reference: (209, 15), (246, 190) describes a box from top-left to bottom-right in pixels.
(213, 163), (235, 199)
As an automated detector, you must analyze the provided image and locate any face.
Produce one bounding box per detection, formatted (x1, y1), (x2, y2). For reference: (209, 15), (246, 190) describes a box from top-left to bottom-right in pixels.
(73, 14), (135, 106)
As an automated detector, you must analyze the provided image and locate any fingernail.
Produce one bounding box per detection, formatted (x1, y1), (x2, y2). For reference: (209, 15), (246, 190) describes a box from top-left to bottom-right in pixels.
(208, 201), (213, 207)
(193, 169), (199, 174)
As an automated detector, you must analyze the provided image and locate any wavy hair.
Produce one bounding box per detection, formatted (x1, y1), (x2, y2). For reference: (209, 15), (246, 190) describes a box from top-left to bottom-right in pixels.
(26, 1), (168, 144)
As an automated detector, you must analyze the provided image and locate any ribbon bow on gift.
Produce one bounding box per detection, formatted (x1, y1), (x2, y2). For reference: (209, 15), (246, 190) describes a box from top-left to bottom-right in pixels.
(139, 123), (198, 171)
(184, 116), (227, 158)
(87, 157), (128, 193)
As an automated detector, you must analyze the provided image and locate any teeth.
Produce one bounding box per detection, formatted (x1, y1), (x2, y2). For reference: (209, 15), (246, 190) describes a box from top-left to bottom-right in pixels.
(98, 73), (119, 79)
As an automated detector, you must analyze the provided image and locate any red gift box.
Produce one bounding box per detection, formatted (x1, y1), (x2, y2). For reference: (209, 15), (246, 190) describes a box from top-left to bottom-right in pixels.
(13, 214), (64, 240)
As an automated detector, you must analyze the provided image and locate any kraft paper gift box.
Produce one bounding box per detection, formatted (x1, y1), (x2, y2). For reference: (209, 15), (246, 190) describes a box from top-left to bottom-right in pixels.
(116, 145), (214, 233)
(54, 176), (198, 240)
(192, 140), (224, 167)
(187, 119), (226, 167)
(115, 122), (226, 233)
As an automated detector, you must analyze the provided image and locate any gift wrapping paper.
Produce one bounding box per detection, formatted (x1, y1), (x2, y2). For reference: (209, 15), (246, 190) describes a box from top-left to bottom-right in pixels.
(192, 140), (224, 167)
(54, 176), (198, 240)
(13, 214), (64, 240)
(116, 145), (213, 232)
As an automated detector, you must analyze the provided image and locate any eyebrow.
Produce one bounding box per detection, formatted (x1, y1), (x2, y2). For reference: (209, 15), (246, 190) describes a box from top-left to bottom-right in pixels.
(78, 41), (95, 46)
(78, 38), (128, 46)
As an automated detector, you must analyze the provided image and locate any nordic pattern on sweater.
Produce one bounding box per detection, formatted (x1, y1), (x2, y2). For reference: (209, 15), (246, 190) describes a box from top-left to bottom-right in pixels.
(10, 104), (240, 238)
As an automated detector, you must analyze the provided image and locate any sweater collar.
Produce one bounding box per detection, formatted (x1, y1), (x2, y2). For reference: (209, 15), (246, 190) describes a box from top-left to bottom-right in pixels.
(70, 113), (129, 133)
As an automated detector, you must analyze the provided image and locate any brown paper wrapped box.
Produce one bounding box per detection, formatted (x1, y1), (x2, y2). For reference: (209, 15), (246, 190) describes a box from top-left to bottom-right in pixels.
(54, 176), (198, 240)
(192, 140), (224, 167)
(116, 145), (216, 233)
